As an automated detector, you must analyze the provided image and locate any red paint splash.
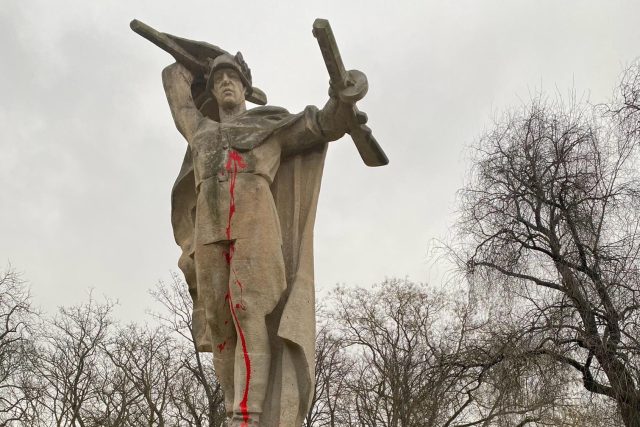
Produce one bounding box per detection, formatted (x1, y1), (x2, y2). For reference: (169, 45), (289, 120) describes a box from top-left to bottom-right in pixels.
(222, 150), (251, 425)
(217, 340), (227, 352)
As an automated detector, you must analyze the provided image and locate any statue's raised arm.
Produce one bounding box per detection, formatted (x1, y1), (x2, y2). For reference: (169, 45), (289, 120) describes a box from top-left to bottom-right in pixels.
(131, 18), (386, 427)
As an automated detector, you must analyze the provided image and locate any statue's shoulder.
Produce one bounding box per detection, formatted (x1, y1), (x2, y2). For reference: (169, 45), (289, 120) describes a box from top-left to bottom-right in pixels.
(238, 106), (300, 133)
(246, 106), (292, 121)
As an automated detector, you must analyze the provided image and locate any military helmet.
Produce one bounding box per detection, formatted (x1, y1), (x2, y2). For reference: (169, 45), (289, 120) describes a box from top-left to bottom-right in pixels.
(206, 52), (253, 96)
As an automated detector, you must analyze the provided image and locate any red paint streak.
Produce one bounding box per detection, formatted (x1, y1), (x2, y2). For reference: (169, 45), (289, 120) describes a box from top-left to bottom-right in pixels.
(233, 275), (246, 309)
(222, 150), (251, 425)
(217, 340), (227, 352)
(228, 295), (251, 425)
(225, 150), (246, 241)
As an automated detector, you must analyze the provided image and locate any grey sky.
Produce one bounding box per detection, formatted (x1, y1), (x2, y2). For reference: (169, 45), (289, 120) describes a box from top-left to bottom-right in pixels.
(1, 1), (639, 322)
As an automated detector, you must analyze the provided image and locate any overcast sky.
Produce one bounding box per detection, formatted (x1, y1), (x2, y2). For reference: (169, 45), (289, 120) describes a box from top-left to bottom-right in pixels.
(2, 1), (639, 322)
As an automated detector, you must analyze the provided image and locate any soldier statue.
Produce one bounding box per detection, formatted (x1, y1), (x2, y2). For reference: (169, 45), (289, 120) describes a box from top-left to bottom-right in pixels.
(131, 19), (387, 427)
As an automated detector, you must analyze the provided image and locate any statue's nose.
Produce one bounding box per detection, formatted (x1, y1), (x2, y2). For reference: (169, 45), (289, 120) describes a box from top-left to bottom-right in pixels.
(222, 72), (234, 83)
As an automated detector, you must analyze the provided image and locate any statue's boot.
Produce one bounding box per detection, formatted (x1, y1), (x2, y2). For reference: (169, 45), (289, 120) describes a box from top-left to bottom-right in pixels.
(230, 413), (260, 427)
(233, 353), (270, 424)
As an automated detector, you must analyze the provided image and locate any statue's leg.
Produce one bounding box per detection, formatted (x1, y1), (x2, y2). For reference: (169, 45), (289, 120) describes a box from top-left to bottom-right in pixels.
(178, 251), (212, 351)
(227, 236), (287, 425)
(195, 241), (237, 416)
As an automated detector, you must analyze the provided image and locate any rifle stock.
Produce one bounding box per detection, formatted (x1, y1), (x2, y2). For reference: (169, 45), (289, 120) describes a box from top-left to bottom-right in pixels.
(130, 19), (267, 105)
(130, 20), (207, 75)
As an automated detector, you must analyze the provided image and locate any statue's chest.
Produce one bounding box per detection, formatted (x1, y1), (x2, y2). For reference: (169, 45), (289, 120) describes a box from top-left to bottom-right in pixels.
(191, 122), (258, 181)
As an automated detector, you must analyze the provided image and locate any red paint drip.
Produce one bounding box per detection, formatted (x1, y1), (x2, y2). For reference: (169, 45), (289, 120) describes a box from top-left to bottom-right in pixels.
(233, 275), (246, 308)
(225, 150), (246, 241)
(229, 295), (251, 425)
(222, 150), (251, 425)
(217, 340), (227, 353)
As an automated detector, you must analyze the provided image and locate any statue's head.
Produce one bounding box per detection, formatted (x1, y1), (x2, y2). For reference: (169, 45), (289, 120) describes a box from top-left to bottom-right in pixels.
(207, 52), (252, 111)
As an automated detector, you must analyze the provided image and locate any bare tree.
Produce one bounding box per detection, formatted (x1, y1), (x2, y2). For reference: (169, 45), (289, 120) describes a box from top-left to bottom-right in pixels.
(33, 294), (115, 426)
(457, 87), (640, 425)
(330, 279), (452, 427)
(0, 267), (40, 426)
(610, 59), (640, 142)
(150, 274), (226, 426)
(86, 353), (143, 427)
(106, 324), (178, 427)
(324, 279), (566, 427)
(304, 307), (354, 427)
(1, 265), (625, 425)
(0, 269), (231, 426)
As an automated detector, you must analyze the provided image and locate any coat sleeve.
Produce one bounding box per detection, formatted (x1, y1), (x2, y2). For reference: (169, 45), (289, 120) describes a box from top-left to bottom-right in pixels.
(278, 105), (345, 156)
(162, 62), (203, 143)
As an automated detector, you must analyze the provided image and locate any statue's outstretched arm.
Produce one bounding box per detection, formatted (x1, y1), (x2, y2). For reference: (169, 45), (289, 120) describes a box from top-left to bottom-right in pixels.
(278, 98), (350, 156)
(162, 62), (202, 143)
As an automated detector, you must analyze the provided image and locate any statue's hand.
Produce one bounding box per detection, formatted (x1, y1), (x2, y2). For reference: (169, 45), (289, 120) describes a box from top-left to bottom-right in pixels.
(318, 95), (352, 141)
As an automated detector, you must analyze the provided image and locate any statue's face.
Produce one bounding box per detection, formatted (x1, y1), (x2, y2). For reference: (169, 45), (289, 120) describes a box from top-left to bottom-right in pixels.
(211, 68), (246, 110)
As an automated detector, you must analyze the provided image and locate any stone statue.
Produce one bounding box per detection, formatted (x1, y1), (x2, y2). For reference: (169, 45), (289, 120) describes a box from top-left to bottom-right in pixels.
(131, 19), (387, 427)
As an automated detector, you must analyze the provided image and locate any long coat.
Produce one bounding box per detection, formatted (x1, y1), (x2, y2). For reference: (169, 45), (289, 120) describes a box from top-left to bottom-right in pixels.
(171, 106), (328, 425)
